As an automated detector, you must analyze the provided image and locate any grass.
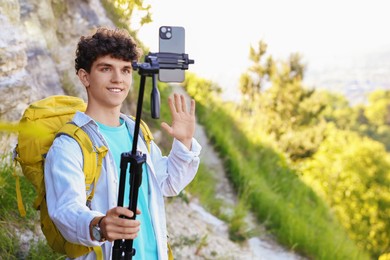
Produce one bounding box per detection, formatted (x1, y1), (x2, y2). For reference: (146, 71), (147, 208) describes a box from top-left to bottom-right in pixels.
(186, 162), (253, 242)
(0, 154), (64, 259)
(186, 163), (225, 218)
(191, 101), (371, 260)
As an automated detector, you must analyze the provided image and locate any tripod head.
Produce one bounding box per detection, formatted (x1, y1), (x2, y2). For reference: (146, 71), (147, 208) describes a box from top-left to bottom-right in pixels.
(132, 52), (194, 73)
(132, 52), (194, 119)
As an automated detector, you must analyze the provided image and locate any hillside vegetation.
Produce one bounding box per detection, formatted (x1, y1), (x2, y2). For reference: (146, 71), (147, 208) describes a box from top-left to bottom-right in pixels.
(182, 40), (390, 259)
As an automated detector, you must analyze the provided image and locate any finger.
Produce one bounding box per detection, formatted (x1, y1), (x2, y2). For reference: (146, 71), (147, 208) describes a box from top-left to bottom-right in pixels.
(161, 122), (173, 136)
(168, 96), (176, 115)
(107, 206), (134, 219)
(107, 219), (140, 230)
(104, 222), (140, 241)
(189, 99), (195, 115)
(104, 214), (140, 235)
(180, 95), (187, 113)
(105, 214), (137, 227)
(174, 93), (181, 112)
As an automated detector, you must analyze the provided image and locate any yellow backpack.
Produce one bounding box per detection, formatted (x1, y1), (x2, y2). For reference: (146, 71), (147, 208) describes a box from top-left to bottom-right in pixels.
(13, 95), (153, 258)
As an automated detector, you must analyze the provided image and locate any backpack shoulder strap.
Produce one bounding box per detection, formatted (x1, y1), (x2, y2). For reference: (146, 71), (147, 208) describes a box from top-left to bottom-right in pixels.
(57, 123), (108, 204)
(129, 116), (154, 153)
(12, 159), (27, 217)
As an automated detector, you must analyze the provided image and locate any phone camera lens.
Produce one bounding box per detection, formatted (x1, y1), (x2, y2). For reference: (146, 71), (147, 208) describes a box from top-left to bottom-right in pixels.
(166, 32), (172, 38)
(161, 27), (167, 33)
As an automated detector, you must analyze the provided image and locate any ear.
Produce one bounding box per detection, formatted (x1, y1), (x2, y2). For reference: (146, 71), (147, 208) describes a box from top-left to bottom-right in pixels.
(77, 69), (90, 88)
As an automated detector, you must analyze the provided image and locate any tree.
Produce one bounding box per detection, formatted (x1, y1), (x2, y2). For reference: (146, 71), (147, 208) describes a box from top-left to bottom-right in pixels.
(317, 89), (390, 150)
(365, 90), (390, 126)
(300, 126), (390, 258)
(259, 78), (327, 160)
(102, 0), (152, 33)
(238, 40), (326, 160)
(239, 40), (275, 111)
(183, 72), (222, 104)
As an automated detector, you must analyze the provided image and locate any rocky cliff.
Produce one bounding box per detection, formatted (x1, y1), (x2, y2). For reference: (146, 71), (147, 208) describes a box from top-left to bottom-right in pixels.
(0, 0), (113, 123)
(0, 0), (116, 152)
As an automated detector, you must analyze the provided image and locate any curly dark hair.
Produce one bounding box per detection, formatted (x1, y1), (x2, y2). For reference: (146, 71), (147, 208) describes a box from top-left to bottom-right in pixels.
(75, 27), (142, 73)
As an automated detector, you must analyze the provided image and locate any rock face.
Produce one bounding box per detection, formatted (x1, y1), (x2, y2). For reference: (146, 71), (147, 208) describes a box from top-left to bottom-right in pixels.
(0, 0), (113, 122)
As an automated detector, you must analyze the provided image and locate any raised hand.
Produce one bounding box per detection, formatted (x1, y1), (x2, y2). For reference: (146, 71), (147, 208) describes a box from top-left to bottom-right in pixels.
(161, 93), (196, 150)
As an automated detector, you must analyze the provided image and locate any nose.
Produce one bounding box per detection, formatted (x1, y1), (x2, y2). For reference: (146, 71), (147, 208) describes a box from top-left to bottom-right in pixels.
(111, 69), (123, 83)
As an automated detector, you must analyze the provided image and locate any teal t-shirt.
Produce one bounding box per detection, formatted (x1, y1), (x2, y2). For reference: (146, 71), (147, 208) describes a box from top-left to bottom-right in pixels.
(97, 119), (158, 259)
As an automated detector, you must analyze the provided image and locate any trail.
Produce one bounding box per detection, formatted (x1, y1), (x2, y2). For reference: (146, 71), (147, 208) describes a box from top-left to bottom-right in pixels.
(165, 86), (304, 259)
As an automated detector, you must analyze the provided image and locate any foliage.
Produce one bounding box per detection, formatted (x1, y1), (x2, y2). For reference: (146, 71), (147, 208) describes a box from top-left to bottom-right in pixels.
(239, 40), (274, 107)
(299, 125), (390, 258)
(0, 155), (64, 259)
(258, 81), (327, 160)
(183, 73), (369, 258)
(183, 72), (222, 105)
(100, 0), (153, 54)
(365, 90), (390, 126)
(238, 40), (327, 160)
(323, 89), (390, 151)
(239, 40), (304, 106)
(186, 163), (252, 242)
(101, 0), (152, 33)
(360, 90), (390, 150)
(319, 90), (359, 129)
(185, 95), (369, 259)
(237, 40), (390, 258)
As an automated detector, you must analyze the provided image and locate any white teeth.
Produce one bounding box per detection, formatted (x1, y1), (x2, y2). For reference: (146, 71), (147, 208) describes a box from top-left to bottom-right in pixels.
(108, 88), (122, 92)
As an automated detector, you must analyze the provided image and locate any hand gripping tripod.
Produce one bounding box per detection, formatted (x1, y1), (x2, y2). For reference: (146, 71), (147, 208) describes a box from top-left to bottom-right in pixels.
(111, 52), (194, 260)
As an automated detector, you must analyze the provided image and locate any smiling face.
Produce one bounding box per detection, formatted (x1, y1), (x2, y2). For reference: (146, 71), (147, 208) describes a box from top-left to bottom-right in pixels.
(78, 55), (133, 111)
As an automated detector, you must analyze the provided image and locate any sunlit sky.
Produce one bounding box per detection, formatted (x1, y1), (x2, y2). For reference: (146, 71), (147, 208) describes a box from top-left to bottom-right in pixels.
(136, 0), (390, 100)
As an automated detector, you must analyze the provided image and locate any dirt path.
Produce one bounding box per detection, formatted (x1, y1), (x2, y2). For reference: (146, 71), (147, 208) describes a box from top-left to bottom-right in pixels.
(165, 86), (304, 259)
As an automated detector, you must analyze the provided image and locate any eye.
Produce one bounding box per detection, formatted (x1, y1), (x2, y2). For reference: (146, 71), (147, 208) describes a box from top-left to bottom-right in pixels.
(123, 68), (132, 74)
(101, 67), (111, 72)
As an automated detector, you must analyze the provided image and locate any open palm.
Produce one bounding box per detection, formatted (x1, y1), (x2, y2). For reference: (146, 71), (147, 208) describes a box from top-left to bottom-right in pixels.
(161, 93), (195, 150)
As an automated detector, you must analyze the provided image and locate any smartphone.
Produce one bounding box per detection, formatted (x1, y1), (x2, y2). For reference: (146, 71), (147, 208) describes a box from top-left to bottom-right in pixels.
(158, 26), (185, 82)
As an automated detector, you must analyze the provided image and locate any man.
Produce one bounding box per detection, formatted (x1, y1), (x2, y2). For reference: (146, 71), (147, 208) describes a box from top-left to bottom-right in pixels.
(44, 27), (201, 259)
